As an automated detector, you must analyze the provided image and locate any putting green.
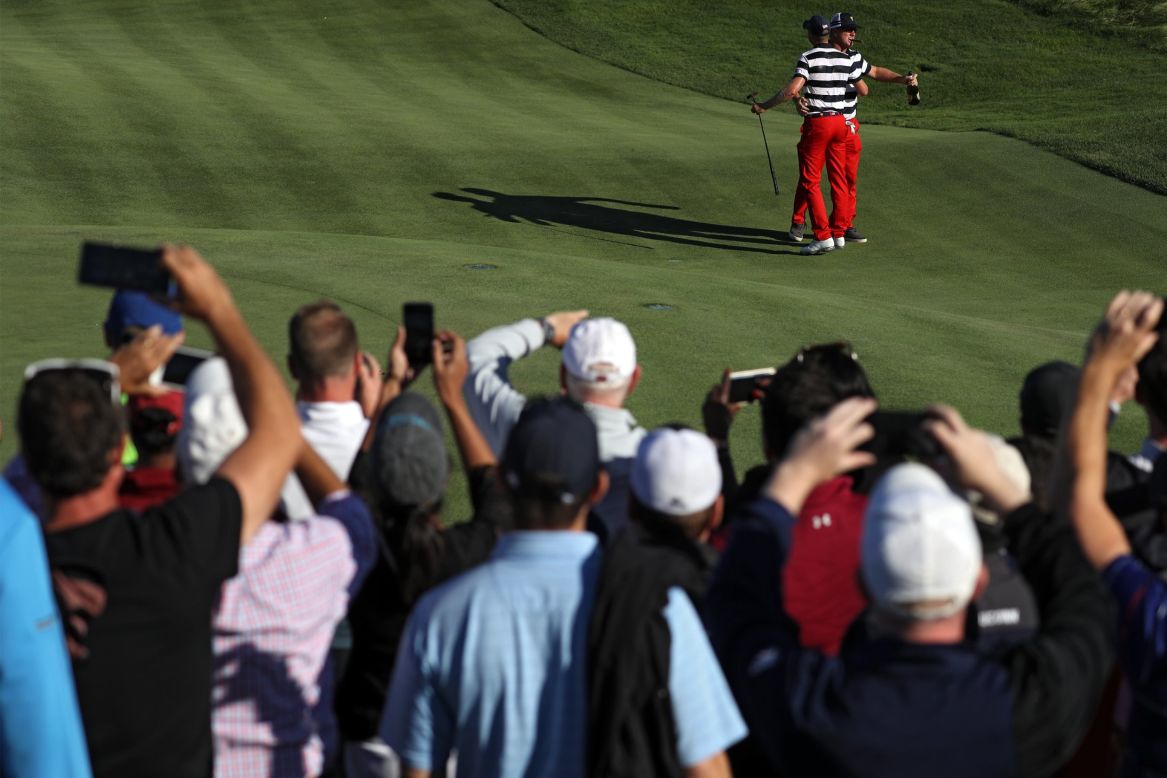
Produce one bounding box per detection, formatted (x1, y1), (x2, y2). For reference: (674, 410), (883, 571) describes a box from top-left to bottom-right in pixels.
(2, 0), (1163, 496)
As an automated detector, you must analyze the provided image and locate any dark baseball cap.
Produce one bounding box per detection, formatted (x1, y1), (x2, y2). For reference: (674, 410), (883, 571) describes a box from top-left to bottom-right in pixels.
(829, 12), (859, 31)
(370, 391), (449, 513)
(803, 15), (829, 35)
(1019, 360), (1079, 438)
(104, 290), (183, 344)
(502, 396), (599, 504)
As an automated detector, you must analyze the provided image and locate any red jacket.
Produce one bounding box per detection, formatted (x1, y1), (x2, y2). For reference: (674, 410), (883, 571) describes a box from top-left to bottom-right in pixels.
(781, 475), (868, 655)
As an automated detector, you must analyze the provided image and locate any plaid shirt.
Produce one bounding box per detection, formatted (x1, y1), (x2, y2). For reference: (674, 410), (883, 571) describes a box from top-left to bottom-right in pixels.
(211, 492), (376, 777)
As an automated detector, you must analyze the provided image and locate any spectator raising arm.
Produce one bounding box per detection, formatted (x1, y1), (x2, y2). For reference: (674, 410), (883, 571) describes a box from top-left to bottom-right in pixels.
(433, 330), (496, 472)
(1069, 291), (1164, 570)
(108, 324), (184, 395)
(162, 244), (300, 544)
(766, 396), (877, 514)
(360, 325), (413, 453)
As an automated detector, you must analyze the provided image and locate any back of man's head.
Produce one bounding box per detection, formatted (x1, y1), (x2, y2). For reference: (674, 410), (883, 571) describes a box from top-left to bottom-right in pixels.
(287, 300), (358, 385)
(562, 318), (638, 405)
(128, 391), (184, 462)
(860, 464), (982, 625)
(762, 343), (874, 459)
(502, 396), (601, 529)
(1018, 360), (1079, 439)
(630, 426), (722, 540)
(1136, 316), (1167, 426)
(19, 367), (124, 498)
(803, 14), (829, 43)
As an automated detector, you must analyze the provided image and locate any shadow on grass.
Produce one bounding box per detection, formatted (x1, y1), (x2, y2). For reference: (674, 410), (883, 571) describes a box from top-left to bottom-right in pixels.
(433, 188), (802, 255)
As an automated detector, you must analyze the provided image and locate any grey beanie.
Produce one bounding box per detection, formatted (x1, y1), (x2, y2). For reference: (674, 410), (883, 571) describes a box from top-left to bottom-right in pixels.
(370, 391), (449, 513)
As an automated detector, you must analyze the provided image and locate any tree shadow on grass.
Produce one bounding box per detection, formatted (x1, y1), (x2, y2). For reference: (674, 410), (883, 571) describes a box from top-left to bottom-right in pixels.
(433, 188), (801, 255)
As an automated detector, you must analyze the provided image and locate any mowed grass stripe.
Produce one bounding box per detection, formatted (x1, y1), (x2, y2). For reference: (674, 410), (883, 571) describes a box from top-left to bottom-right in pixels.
(1, 0), (1161, 478)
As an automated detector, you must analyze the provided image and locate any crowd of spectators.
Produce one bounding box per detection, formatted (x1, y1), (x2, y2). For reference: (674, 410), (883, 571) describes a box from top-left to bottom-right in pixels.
(0, 243), (1163, 778)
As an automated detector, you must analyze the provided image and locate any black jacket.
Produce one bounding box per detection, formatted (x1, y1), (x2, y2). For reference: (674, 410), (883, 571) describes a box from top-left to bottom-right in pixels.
(586, 522), (713, 778)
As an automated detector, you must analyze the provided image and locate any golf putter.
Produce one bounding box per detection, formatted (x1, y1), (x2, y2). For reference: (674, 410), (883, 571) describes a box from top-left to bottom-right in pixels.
(746, 92), (781, 196)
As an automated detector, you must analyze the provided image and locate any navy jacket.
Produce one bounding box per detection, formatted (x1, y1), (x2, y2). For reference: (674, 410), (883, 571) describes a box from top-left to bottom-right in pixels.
(706, 498), (1115, 778)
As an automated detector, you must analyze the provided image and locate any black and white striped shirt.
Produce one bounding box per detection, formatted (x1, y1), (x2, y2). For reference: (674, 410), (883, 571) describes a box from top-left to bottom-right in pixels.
(794, 47), (870, 119)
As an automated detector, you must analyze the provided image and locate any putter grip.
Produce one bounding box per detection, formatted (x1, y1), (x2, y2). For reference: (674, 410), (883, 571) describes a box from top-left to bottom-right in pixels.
(906, 73), (920, 106)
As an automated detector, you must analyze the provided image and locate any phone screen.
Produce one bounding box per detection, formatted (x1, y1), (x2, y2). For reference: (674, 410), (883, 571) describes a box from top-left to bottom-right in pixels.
(403, 302), (434, 366)
(161, 346), (212, 388)
(728, 367), (776, 403)
(78, 241), (172, 295)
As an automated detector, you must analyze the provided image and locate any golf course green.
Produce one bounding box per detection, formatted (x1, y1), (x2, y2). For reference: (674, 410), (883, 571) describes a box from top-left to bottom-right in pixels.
(1, 0), (1163, 504)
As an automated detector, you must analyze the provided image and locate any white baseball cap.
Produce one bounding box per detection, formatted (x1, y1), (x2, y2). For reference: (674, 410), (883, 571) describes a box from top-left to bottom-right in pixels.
(176, 357), (247, 486)
(860, 463), (982, 620)
(631, 427), (722, 516)
(562, 317), (637, 385)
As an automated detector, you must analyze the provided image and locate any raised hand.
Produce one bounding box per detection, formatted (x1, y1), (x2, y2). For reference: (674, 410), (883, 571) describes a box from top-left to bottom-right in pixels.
(109, 324), (185, 395)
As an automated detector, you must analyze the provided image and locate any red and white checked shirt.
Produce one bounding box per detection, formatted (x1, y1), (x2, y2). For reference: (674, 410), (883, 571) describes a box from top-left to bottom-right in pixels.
(211, 492), (375, 778)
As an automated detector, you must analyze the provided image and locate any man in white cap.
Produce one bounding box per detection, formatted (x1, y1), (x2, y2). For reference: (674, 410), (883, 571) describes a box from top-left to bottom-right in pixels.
(706, 398), (1115, 778)
(627, 425), (725, 547)
(587, 426), (745, 778)
(464, 311), (646, 539)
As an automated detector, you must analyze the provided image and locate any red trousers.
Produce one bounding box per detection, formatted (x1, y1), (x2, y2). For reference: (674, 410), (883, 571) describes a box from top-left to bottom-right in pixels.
(791, 117), (860, 238)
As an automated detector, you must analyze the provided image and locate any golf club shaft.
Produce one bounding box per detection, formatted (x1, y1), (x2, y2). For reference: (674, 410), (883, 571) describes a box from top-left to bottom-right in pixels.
(756, 113), (780, 196)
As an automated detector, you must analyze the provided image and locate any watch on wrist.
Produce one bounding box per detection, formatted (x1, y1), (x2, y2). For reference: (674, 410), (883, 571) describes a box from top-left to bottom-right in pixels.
(539, 317), (556, 344)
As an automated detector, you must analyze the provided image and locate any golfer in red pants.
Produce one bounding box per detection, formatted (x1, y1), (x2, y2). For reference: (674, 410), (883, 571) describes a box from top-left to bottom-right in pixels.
(756, 12), (919, 254)
(787, 15), (867, 245)
(752, 36), (857, 255)
(793, 114), (852, 254)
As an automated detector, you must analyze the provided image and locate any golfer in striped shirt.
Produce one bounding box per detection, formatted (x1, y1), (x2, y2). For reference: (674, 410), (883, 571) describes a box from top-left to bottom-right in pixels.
(753, 12), (918, 255)
(827, 13), (917, 247)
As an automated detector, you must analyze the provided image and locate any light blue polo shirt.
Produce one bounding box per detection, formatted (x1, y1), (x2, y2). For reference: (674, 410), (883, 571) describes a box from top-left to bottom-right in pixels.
(381, 530), (746, 777)
(0, 478), (92, 778)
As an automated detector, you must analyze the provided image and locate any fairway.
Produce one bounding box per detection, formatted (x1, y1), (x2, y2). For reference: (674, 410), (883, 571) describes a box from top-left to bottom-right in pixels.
(2, 0), (1163, 491)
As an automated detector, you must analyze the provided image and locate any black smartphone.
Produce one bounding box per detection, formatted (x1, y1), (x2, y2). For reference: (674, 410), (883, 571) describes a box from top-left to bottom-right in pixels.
(862, 410), (941, 461)
(78, 241), (173, 296)
(403, 302), (434, 367)
(161, 346), (212, 389)
(728, 367), (776, 403)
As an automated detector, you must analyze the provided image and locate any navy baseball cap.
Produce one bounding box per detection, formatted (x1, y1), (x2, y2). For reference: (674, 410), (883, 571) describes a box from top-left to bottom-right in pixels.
(803, 15), (829, 35)
(104, 290), (183, 343)
(829, 12), (859, 30)
(502, 396), (599, 504)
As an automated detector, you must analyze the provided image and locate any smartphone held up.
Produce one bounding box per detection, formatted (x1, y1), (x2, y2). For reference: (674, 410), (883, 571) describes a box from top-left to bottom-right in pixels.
(78, 241), (174, 297)
(403, 302), (434, 367)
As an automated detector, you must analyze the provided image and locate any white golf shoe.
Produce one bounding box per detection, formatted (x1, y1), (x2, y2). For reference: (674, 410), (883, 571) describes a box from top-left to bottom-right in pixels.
(834, 236), (846, 249)
(800, 238), (836, 256)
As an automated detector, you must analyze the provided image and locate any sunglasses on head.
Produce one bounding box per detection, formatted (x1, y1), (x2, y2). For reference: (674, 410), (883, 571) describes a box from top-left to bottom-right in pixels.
(794, 341), (858, 364)
(24, 359), (121, 406)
